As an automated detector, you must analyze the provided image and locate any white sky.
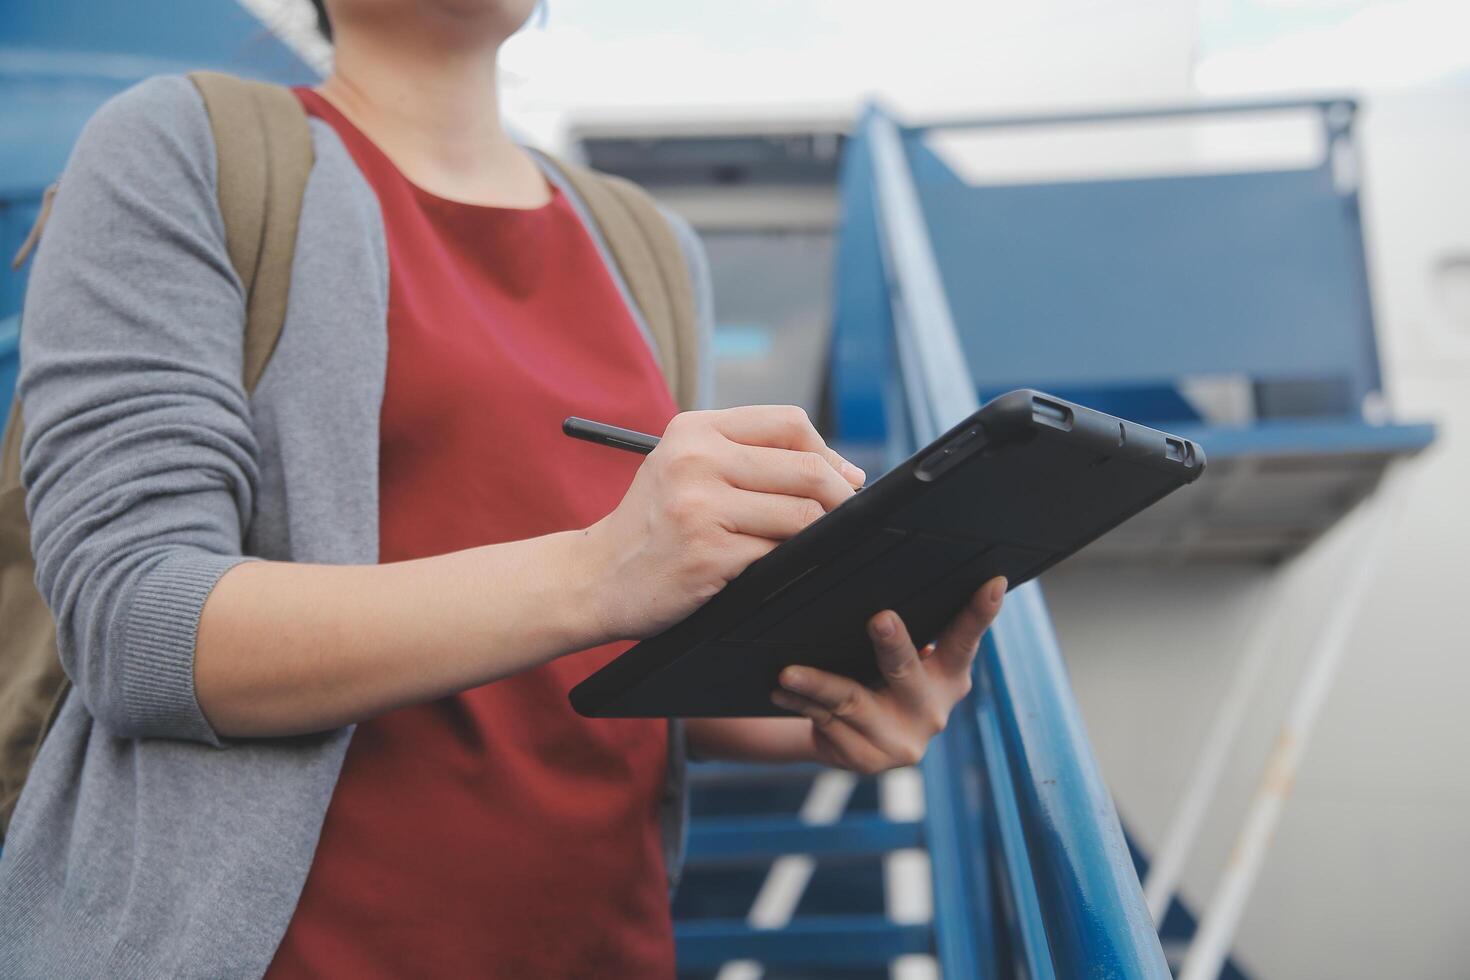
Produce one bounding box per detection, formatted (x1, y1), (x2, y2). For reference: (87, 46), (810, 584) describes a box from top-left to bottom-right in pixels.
(1194, 0), (1470, 94)
(247, 0), (1470, 150)
(498, 0), (1200, 146)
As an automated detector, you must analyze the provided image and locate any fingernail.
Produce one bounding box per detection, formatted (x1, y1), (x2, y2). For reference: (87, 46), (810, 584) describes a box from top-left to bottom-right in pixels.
(989, 577), (1008, 603)
(872, 613), (896, 640)
(780, 667), (808, 693)
(843, 460), (867, 485)
(771, 689), (801, 712)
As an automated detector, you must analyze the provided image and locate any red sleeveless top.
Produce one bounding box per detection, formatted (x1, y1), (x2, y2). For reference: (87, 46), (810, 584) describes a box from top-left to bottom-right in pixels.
(266, 89), (678, 979)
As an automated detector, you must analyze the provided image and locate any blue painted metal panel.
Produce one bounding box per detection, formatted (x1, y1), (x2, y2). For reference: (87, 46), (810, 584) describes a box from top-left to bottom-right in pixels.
(675, 917), (930, 969)
(901, 99), (1392, 427)
(0, 0), (316, 437)
(2, 0), (315, 85)
(1, 4), (315, 198)
(914, 161), (1379, 410)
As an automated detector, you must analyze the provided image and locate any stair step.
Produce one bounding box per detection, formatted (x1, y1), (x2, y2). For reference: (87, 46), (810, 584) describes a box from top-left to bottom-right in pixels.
(687, 761), (832, 783)
(686, 815), (924, 865)
(675, 916), (931, 969)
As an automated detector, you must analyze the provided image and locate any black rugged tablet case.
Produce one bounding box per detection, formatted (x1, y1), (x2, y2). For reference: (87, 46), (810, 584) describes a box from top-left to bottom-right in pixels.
(570, 389), (1205, 718)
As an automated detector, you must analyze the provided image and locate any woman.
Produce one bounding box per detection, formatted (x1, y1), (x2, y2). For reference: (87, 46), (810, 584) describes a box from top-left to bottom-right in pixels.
(0, 1), (1005, 976)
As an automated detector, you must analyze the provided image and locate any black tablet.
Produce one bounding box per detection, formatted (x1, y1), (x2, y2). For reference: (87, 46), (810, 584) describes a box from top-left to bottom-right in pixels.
(570, 389), (1205, 718)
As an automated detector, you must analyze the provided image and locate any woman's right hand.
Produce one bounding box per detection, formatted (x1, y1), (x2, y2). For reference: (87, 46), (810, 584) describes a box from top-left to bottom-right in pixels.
(582, 406), (866, 643)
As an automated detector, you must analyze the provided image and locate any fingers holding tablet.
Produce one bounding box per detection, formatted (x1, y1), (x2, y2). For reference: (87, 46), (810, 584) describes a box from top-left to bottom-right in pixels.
(931, 575), (1007, 678)
(765, 577), (1007, 775)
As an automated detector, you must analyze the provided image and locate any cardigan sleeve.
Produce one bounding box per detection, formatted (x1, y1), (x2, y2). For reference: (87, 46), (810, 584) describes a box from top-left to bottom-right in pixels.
(18, 75), (260, 745)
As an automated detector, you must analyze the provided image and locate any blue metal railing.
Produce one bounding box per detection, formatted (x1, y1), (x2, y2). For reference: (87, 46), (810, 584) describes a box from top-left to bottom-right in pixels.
(863, 105), (1170, 979)
(1, 315), (19, 410)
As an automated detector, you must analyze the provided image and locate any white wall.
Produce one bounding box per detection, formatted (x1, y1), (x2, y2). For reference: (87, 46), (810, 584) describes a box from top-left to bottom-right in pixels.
(1045, 80), (1470, 980)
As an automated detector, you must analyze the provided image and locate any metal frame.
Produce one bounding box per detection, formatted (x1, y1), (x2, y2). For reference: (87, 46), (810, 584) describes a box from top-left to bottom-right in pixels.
(905, 94), (1360, 135)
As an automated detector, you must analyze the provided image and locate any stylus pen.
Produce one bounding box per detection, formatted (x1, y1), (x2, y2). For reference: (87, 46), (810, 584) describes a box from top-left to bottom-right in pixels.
(563, 415), (868, 492)
(562, 417), (660, 456)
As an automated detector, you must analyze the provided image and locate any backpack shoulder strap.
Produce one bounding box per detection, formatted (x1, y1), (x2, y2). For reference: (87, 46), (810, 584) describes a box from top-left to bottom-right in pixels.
(188, 71), (314, 394)
(9, 185), (58, 272)
(537, 155), (701, 412)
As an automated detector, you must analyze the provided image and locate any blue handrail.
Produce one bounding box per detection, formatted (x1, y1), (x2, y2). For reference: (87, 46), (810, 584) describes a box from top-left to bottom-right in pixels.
(1, 315), (20, 411)
(859, 103), (1170, 978)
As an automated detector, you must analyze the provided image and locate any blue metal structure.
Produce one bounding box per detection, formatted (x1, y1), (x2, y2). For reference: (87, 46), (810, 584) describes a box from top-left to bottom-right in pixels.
(916, 102), (1381, 418)
(0, 0), (315, 406)
(827, 96), (1434, 567)
(831, 97), (1431, 437)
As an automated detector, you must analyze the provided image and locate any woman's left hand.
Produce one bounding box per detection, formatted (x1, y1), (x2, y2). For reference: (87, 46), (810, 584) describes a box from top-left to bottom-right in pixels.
(771, 575), (1007, 774)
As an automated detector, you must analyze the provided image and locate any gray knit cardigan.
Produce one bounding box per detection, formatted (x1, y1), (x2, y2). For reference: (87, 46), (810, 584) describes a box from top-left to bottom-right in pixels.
(0, 75), (712, 979)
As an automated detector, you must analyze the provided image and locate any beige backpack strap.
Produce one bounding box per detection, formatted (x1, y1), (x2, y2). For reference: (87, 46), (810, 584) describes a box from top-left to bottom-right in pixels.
(539, 156), (701, 412)
(188, 71), (314, 394)
(10, 184), (59, 271)
(0, 399), (62, 832)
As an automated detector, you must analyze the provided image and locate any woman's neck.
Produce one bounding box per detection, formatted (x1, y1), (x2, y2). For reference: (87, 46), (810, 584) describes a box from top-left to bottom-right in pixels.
(317, 31), (549, 208)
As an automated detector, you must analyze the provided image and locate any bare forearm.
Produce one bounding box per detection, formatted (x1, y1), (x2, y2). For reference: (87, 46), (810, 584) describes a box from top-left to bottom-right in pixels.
(194, 406), (868, 740)
(196, 529), (606, 737)
(686, 717), (821, 764)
